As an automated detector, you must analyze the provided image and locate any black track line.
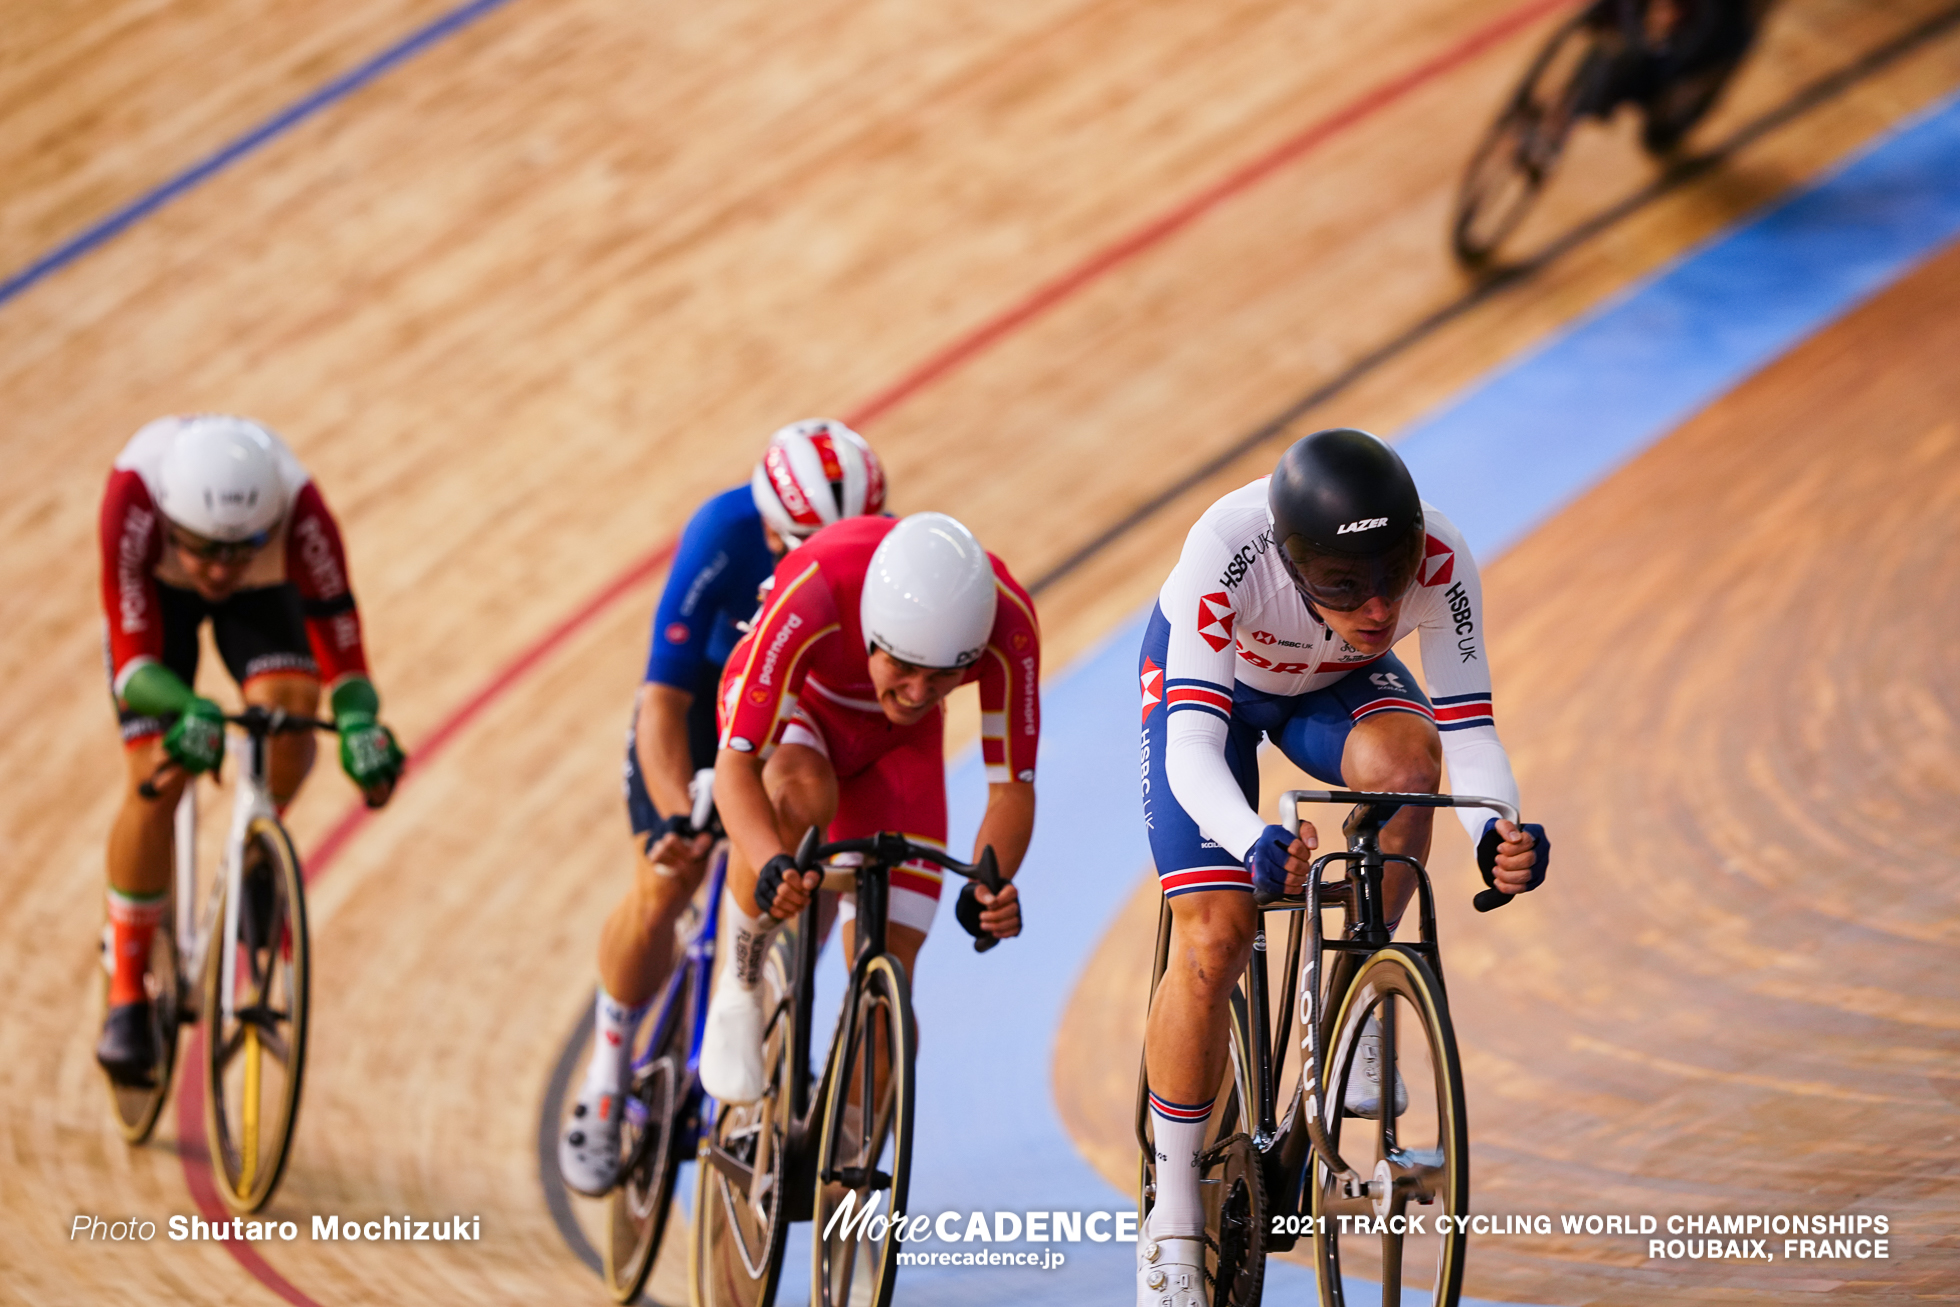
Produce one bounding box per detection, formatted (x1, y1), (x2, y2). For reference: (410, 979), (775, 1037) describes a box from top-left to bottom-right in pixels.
(1025, 1), (1960, 598)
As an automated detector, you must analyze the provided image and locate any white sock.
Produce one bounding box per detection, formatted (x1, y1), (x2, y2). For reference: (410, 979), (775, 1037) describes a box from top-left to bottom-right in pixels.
(722, 892), (779, 993)
(1146, 1092), (1214, 1239)
(581, 985), (649, 1098)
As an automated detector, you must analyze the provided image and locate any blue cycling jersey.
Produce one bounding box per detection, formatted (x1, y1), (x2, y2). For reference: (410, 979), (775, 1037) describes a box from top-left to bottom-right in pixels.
(643, 486), (776, 690)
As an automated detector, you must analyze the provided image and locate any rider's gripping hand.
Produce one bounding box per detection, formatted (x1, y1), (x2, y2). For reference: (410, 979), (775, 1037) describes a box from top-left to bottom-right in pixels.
(1246, 822), (1318, 899)
(955, 880), (1021, 942)
(646, 813), (714, 879)
(164, 698), (227, 775)
(753, 852), (821, 921)
(1478, 818), (1549, 895)
(331, 677), (405, 807)
(121, 663), (225, 776)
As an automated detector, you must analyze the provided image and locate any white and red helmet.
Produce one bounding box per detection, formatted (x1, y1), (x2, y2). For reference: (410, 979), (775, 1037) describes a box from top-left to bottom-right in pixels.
(750, 418), (887, 545)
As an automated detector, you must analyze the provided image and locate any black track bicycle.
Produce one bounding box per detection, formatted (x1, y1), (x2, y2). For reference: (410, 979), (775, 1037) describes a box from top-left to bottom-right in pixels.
(691, 829), (1004, 1307)
(1137, 789), (1524, 1307)
(1453, 0), (1769, 264)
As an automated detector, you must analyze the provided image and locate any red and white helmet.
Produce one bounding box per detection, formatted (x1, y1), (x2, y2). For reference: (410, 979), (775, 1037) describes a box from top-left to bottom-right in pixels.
(750, 419), (887, 545)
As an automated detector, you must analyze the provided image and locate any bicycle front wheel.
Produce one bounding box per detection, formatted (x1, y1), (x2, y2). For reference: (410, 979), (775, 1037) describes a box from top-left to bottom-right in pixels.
(1452, 10), (1594, 265)
(202, 816), (310, 1214)
(692, 928), (798, 1307)
(606, 962), (697, 1303)
(1309, 945), (1467, 1307)
(812, 953), (915, 1307)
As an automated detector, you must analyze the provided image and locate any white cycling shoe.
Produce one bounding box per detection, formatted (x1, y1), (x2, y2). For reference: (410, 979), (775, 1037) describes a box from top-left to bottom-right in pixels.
(558, 1086), (624, 1197)
(1344, 1014), (1409, 1119)
(699, 981), (768, 1105)
(1137, 1234), (1209, 1307)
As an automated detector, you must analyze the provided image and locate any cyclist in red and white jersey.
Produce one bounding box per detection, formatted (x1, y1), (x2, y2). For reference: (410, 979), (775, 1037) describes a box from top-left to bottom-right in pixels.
(698, 511), (1041, 1103)
(559, 419), (886, 1196)
(95, 415), (403, 1085)
(1136, 429), (1549, 1307)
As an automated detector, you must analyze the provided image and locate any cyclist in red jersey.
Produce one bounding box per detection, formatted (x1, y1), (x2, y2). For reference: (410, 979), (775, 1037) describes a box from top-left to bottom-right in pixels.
(698, 512), (1041, 1102)
(95, 415), (403, 1085)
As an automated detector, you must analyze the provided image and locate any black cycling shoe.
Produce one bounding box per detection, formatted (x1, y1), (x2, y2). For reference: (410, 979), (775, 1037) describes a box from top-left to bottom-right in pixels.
(96, 1001), (160, 1087)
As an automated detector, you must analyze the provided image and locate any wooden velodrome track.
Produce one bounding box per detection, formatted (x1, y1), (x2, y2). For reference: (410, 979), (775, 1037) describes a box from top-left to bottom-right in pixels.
(3, 0), (1957, 1302)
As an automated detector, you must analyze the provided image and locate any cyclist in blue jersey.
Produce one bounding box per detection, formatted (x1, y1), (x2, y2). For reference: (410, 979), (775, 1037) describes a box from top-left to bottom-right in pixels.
(560, 419), (888, 1196)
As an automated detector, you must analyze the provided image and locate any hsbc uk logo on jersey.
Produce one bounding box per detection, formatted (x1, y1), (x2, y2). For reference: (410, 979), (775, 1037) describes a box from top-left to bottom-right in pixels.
(1195, 593), (1236, 652)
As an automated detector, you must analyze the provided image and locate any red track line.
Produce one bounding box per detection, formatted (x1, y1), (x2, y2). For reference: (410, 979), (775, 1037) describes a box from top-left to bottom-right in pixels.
(175, 0), (1569, 1296)
(302, 541), (679, 878)
(844, 0), (1573, 428)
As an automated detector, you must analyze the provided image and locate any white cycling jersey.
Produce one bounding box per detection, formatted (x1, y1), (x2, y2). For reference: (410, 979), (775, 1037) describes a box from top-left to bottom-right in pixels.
(1157, 478), (1520, 857)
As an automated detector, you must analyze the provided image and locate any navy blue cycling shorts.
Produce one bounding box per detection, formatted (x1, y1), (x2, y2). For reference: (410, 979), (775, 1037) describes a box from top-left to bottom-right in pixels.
(1139, 603), (1431, 896)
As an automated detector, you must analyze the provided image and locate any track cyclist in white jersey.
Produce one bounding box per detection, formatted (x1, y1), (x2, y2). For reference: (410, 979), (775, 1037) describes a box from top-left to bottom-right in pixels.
(1135, 428), (1550, 1306)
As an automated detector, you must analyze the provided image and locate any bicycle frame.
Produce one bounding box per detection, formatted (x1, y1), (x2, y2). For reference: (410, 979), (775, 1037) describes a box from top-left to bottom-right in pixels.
(1271, 790), (1518, 1210)
(174, 720), (287, 1027)
(628, 849), (724, 1142)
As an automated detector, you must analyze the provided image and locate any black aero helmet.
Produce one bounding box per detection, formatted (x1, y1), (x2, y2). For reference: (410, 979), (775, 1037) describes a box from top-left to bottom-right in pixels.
(1268, 428), (1425, 612)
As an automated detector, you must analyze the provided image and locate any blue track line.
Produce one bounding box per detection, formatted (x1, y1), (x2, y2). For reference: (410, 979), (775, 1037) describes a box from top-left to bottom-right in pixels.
(0, 0), (520, 311)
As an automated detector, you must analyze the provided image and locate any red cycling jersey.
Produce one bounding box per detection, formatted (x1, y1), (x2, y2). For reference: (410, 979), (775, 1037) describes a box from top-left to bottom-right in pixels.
(717, 515), (1041, 784)
(98, 418), (370, 696)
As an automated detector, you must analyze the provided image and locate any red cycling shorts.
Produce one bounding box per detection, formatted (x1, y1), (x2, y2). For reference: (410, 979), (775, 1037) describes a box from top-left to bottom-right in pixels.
(728, 672), (950, 936)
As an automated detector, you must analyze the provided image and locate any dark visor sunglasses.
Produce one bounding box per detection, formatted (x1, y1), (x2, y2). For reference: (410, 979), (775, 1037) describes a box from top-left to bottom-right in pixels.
(168, 523), (271, 563)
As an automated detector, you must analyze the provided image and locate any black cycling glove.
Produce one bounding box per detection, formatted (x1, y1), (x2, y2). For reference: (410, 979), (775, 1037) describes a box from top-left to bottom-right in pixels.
(1477, 817), (1550, 892)
(753, 853), (800, 917)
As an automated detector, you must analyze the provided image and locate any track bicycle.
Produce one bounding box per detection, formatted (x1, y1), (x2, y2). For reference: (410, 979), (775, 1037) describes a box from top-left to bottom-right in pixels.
(104, 705), (324, 1214)
(691, 828), (1004, 1307)
(1137, 789), (1524, 1307)
(1452, 0), (1768, 264)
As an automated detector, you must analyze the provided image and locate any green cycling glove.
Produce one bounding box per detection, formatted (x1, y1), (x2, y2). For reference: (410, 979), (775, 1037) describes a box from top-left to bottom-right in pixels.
(123, 663), (226, 775)
(331, 677), (405, 793)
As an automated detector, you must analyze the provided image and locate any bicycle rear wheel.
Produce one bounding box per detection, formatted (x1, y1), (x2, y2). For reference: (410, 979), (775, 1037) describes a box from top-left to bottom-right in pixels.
(812, 953), (915, 1307)
(1137, 988), (1267, 1307)
(1452, 11), (1595, 265)
(692, 928), (798, 1307)
(104, 903), (183, 1143)
(1308, 945), (1467, 1307)
(202, 817), (310, 1214)
(606, 963), (698, 1303)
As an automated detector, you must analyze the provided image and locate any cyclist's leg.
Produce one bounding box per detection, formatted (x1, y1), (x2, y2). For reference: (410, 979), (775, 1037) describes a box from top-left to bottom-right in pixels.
(701, 721), (838, 1104)
(1139, 608), (1263, 1252)
(106, 583), (203, 900)
(212, 584), (320, 808)
(99, 586), (201, 1078)
(566, 691), (723, 1193)
(601, 683), (722, 1007)
(1270, 652), (1440, 925)
(1340, 712), (1441, 921)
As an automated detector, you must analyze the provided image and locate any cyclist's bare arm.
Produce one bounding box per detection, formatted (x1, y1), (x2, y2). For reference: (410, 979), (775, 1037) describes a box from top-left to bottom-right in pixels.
(968, 779), (1034, 936)
(634, 684), (713, 870)
(713, 745), (822, 918)
(635, 684), (700, 819)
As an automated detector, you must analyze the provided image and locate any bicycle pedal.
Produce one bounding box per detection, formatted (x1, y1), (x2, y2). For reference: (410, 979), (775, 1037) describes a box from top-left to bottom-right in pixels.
(824, 1166), (891, 1190)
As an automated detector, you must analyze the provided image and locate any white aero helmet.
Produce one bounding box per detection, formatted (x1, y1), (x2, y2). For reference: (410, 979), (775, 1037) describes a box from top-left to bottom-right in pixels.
(751, 418), (887, 545)
(861, 512), (998, 670)
(155, 415), (286, 543)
